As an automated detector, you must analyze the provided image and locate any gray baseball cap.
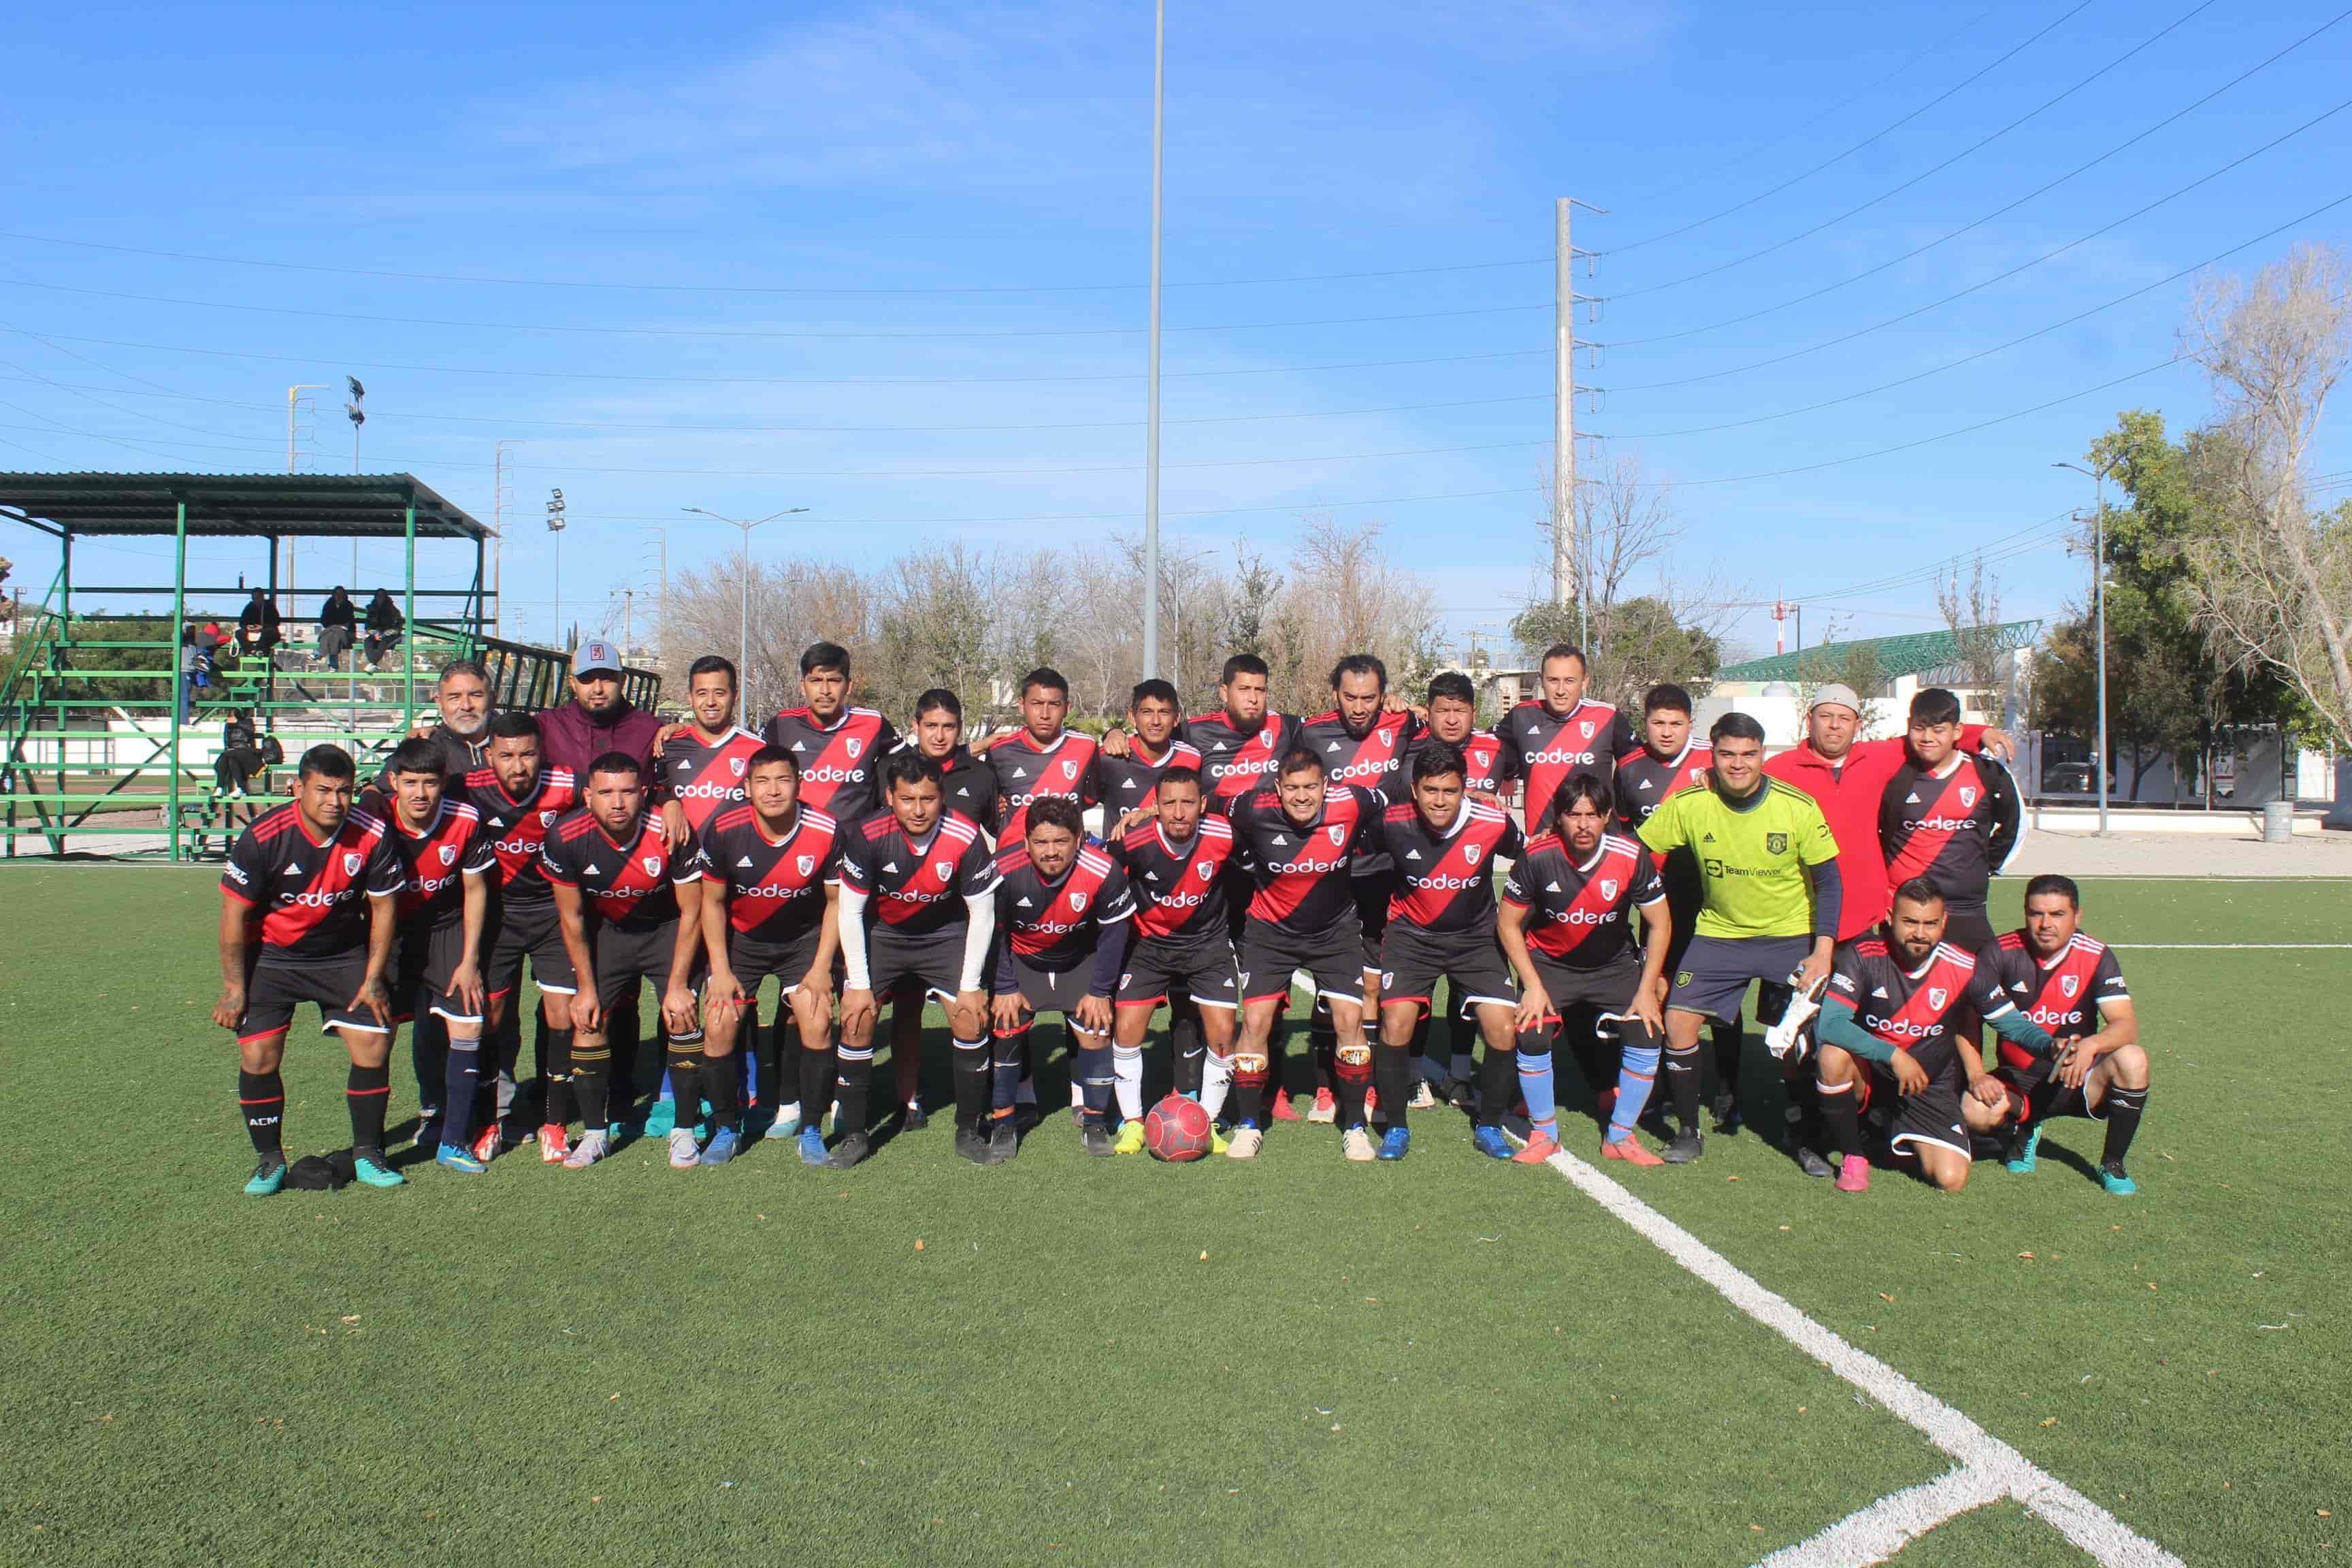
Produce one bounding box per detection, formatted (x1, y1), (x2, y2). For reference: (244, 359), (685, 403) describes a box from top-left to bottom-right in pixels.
(572, 638), (623, 676)
(1808, 683), (1862, 716)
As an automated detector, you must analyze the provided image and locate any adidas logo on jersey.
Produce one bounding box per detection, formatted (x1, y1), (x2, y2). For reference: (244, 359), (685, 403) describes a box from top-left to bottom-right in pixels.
(1906, 792), (1921, 803)
(1545, 880), (1561, 892)
(790, 740), (808, 751)
(1638, 779), (1654, 789)
(882, 860), (900, 873)
(1872, 985), (1889, 998)
(737, 855), (755, 868)
(1405, 849), (1422, 860)
(584, 863), (601, 875)
(1120, 778), (1138, 789)
(1326, 740), (1342, 752)
(1017, 896), (1034, 907)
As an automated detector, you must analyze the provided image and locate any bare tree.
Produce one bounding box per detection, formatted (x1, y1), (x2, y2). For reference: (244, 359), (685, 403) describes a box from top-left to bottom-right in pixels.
(1264, 517), (1441, 714)
(1795, 612), (1891, 734)
(2180, 242), (2352, 750)
(659, 551), (877, 721)
(1935, 555), (2010, 688)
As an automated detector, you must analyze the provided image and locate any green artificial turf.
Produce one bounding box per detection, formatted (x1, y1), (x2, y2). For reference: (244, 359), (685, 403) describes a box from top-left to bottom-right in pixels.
(0, 868), (2342, 1566)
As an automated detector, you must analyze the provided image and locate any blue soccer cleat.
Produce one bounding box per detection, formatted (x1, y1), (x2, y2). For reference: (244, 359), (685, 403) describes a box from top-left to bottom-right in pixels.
(1375, 1126), (1411, 1162)
(2004, 1123), (2043, 1175)
(434, 1143), (487, 1175)
(1471, 1124), (1514, 1161)
(244, 1155), (288, 1196)
(700, 1126), (740, 1166)
(2099, 1161), (2137, 1196)
(351, 1149), (406, 1188)
(798, 1124), (830, 1168)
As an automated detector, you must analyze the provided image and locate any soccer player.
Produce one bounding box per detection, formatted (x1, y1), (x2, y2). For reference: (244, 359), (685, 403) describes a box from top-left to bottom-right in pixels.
(1635, 713), (1843, 1164)
(1111, 766), (1241, 1134)
(1970, 875), (2149, 1195)
(541, 752), (708, 1171)
(657, 655), (767, 839)
(883, 688), (998, 1130)
(1613, 684), (1737, 1128)
(1226, 747), (1385, 1160)
(760, 641), (900, 824)
(380, 738), (497, 1172)
(991, 796), (1139, 1156)
(463, 712), (582, 1162)
(213, 745), (408, 1194)
(1499, 773), (1671, 1166)
(982, 666), (1100, 843)
(370, 658), (495, 807)
(1497, 642), (1640, 849)
(836, 750), (1002, 1165)
(1880, 686), (2023, 965)
(1812, 879), (2062, 1193)
(1375, 740), (1522, 1161)
(1410, 669), (1516, 1100)
(696, 747), (847, 1167)
(1095, 679), (1203, 836)
(538, 640), (662, 785)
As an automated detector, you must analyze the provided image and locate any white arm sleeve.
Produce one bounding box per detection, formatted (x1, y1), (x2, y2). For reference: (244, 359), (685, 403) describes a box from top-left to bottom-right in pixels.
(959, 891), (997, 994)
(837, 885), (872, 990)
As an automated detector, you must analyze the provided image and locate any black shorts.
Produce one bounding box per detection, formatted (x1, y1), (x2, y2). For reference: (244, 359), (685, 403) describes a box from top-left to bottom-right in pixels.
(485, 896), (575, 999)
(1380, 923), (1514, 1015)
(236, 951), (391, 1045)
(1993, 1066), (2103, 1124)
(1941, 906), (1997, 958)
(1117, 929), (1241, 1013)
(1855, 1052), (1969, 1161)
(395, 918), (483, 1028)
(1669, 934), (1812, 1024)
(1239, 913), (1363, 1007)
(593, 919), (704, 1043)
(866, 923), (969, 1006)
(1001, 952), (1109, 1034)
(1528, 951), (1647, 1022)
(1353, 875), (1389, 975)
(722, 924), (826, 1000)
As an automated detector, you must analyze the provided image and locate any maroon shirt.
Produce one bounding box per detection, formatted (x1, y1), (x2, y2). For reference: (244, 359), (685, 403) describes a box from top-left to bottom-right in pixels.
(536, 698), (662, 785)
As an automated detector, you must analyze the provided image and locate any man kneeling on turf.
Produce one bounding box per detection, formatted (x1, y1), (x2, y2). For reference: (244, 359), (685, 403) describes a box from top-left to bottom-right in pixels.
(992, 796), (1139, 1158)
(1813, 879), (2063, 1192)
(1963, 875), (2149, 1196)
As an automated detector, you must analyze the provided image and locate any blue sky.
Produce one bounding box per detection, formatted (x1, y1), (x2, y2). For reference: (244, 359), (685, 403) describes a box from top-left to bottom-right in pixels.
(3, 0), (2347, 662)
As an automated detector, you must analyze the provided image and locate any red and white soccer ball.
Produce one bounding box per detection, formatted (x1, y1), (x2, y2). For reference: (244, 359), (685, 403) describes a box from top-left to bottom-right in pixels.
(1143, 1094), (1213, 1162)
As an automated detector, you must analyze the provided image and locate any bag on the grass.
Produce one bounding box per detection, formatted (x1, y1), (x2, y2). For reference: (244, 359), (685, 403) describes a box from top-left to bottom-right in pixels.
(286, 1151), (355, 1191)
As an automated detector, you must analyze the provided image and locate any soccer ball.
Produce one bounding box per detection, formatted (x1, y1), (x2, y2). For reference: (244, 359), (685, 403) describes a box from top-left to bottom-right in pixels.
(1143, 1094), (1214, 1162)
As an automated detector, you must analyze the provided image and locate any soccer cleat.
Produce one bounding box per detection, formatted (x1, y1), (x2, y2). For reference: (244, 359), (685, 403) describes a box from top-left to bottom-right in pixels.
(1601, 1135), (1665, 1168)
(2004, 1123), (2043, 1175)
(1444, 1076), (1480, 1113)
(538, 1124), (571, 1164)
(764, 1102), (802, 1140)
(900, 1100), (928, 1132)
(1406, 1079), (1438, 1111)
(1305, 1088), (1335, 1124)
(642, 1098), (677, 1138)
(798, 1125), (830, 1167)
(1341, 1127), (1377, 1162)
(435, 1142), (487, 1175)
(700, 1126), (740, 1166)
(1274, 1089), (1305, 1122)
(1712, 1094), (1744, 1137)
(2098, 1160), (2137, 1196)
(1512, 1130), (1561, 1165)
(666, 1128), (701, 1169)
(1113, 1121), (1147, 1156)
(1081, 1125), (1118, 1158)
(1835, 1154), (1872, 1193)
(989, 1121), (1020, 1164)
(955, 1126), (994, 1166)
(470, 1123), (502, 1165)
(1210, 1127), (1231, 1156)
(826, 1131), (872, 1170)
(244, 1155), (289, 1196)
(1795, 1146), (1835, 1180)
(1375, 1127), (1411, 1162)
(562, 1128), (610, 1169)
(1661, 1128), (1704, 1165)
(350, 1149), (406, 1188)
(1362, 1088), (1377, 1120)
(1225, 1126), (1264, 1160)
(1471, 1124), (1514, 1160)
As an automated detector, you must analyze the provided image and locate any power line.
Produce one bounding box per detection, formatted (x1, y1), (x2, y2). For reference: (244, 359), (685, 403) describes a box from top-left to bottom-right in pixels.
(1606, 0), (2227, 299)
(578, 486), (1545, 531)
(1602, 0), (2100, 256)
(1601, 14), (2352, 350)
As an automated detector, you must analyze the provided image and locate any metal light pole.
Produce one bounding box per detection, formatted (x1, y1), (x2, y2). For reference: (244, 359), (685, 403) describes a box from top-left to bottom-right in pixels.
(547, 489), (567, 650)
(1141, 0), (1166, 680)
(684, 504), (807, 719)
(2053, 459), (2113, 834)
(344, 377), (365, 605)
(284, 384), (326, 617)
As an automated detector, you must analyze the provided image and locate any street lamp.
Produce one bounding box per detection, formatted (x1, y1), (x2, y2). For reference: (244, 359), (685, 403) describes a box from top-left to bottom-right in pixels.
(2053, 459), (2114, 834)
(546, 489), (568, 650)
(683, 504), (808, 719)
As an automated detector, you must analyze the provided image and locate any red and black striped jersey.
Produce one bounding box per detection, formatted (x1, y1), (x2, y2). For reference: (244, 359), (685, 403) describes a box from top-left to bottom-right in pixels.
(982, 729), (1100, 841)
(655, 724), (766, 834)
(1382, 796), (1523, 934)
(840, 811), (998, 933)
(1982, 930), (2129, 1073)
(760, 705), (899, 823)
(1228, 785), (1383, 934)
(994, 843), (1137, 968)
(459, 767), (579, 903)
(1613, 742), (1713, 836)
(696, 803), (843, 943)
(1112, 815), (1237, 941)
(1410, 728), (1516, 799)
(540, 810), (701, 932)
(1497, 698), (1640, 841)
(1827, 937), (2012, 1073)
(1095, 737), (1204, 832)
(1177, 709), (1301, 815)
(221, 802), (406, 962)
(387, 798), (495, 928)
(1501, 832), (1665, 967)
(1298, 708), (1420, 798)
(1880, 754), (2022, 912)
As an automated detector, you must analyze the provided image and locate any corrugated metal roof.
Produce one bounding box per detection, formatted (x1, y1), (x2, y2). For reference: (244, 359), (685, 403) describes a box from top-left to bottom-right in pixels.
(1716, 620), (2042, 683)
(0, 472), (488, 541)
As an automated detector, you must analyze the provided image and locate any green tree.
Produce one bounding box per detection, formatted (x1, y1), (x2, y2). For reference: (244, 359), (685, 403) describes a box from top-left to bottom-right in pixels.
(1508, 595), (1719, 708)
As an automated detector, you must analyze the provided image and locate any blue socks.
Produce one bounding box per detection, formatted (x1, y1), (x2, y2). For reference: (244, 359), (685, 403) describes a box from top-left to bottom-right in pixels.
(440, 1042), (480, 1147)
(1608, 1038), (1661, 1144)
(1076, 1042), (1114, 1128)
(1518, 1047), (1558, 1141)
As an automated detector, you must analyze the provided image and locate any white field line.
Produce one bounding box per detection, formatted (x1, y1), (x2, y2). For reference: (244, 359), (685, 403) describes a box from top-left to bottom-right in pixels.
(1753, 1467), (2008, 1568)
(1529, 1146), (2186, 1568)
(2109, 942), (2351, 949)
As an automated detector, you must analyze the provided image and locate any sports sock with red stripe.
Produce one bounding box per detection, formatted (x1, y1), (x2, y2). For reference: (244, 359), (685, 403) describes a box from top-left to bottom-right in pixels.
(346, 1062), (391, 1152)
(239, 1068), (285, 1156)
